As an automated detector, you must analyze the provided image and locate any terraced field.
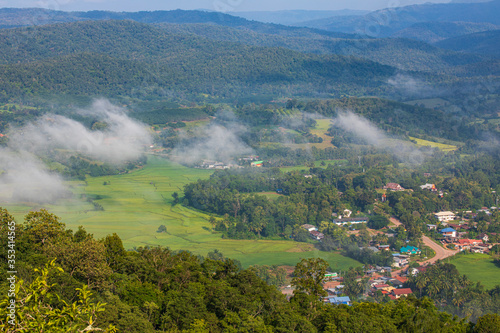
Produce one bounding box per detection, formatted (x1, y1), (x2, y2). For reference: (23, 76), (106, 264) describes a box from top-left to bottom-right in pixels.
(3, 156), (361, 269)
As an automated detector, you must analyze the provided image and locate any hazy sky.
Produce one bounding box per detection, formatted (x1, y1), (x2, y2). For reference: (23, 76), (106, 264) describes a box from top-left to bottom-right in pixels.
(0, 0), (453, 12)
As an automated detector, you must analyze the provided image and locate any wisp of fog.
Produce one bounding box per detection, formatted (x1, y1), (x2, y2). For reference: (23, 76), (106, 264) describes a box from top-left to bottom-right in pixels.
(0, 99), (151, 203)
(171, 123), (253, 165)
(333, 110), (433, 164)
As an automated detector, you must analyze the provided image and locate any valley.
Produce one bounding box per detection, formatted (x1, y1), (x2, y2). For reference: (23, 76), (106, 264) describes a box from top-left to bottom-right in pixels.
(0, 2), (499, 331)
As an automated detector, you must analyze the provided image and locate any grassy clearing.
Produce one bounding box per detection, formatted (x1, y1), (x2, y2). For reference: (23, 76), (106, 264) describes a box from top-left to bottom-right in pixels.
(448, 253), (500, 289)
(284, 118), (335, 150)
(310, 119), (333, 136)
(1, 156), (360, 269)
(409, 136), (458, 152)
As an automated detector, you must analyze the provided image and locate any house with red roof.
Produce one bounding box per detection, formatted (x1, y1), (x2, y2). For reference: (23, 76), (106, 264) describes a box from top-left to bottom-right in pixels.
(373, 284), (390, 291)
(393, 276), (408, 284)
(310, 230), (325, 240)
(391, 288), (413, 299)
(453, 239), (482, 251)
(410, 266), (428, 276)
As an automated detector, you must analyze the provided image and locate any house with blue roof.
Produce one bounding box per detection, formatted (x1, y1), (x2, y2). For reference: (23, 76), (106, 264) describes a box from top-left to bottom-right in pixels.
(324, 296), (351, 305)
(400, 245), (420, 255)
(440, 227), (457, 238)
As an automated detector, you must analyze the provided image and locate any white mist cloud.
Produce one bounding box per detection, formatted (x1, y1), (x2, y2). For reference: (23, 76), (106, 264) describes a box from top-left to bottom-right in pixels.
(171, 123), (253, 164)
(387, 73), (431, 97)
(333, 110), (433, 164)
(0, 148), (69, 203)
(10, 99), (151, 164)
(334, 111), (386, 145)
(0, 99), (151, 203)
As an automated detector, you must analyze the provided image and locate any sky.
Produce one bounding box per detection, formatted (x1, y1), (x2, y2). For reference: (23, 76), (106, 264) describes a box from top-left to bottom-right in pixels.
(0, 0), (454, 13)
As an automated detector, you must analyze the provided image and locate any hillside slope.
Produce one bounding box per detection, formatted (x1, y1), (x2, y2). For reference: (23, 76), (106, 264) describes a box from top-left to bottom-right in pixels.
(0, 8), (489, 73)
(0, 20), (396, 100)
(156, 23), (486, 72)
(434, 29), (500, 56)
(299, 0), (500, 36)
(392, 21), (500, 43)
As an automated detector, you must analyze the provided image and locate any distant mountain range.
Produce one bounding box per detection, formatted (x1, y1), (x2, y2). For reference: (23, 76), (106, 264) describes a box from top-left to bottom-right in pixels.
(227, 10), (368, 26)
(296, 0), (500, 38)
(435, 29), (500, 55)
(156, 22), (488, 72)
(0, 6), (497, 102)
(0, 7), (492, 72)
(0, 8), (357, 40)
(392, 21), (500, 43)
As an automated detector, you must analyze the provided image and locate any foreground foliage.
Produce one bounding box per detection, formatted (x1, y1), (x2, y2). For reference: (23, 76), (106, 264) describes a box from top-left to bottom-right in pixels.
(0, 208), (499, 332)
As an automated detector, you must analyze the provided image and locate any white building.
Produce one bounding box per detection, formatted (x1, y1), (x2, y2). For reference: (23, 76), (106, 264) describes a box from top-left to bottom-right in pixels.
(420, 183), (437, 191)
(301, 224), (317, 232)
(434, 211), (456, 222)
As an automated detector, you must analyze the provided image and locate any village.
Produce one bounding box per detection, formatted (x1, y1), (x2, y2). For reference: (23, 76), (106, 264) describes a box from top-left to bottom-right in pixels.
(283, 180), (500, 306)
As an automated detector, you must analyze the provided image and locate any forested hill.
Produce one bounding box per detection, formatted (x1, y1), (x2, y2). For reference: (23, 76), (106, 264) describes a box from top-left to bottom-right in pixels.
(0, 8), (491, 73)
(157, 23), (487, 72)
(435, 29), (500, 56)
(299, 0), (500, 36)
(0, 7), (357, 39)
(392, 21), (500, 43)
(0, 20), (396, 100)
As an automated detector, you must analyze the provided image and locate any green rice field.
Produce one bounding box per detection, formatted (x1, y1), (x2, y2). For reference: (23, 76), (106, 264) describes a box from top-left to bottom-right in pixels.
(409, 136), (458, 152)
(448, 253), (500, 289)
(2, 156), (361, 269)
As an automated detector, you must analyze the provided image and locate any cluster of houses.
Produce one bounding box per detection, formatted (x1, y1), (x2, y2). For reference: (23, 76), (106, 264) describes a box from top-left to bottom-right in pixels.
(301, 224), (325, 240)
(320, 268), (414, 305)
(238, 156), (263, 167)
(381, 182), (444, 197)
(195, 156), (265, 169)
(428, 211), (497, 254)
(197, 160), (236, 169)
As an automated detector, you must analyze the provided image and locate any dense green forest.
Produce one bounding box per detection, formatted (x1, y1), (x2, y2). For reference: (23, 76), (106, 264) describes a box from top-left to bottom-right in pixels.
(155, 22), (487, 72)
(0, 20), (398, 101)
(0, 17), (497, 107)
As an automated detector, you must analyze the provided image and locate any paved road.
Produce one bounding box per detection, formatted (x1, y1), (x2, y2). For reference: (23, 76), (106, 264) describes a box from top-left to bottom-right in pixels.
(421, 235), (457, 264)
(389, 217), (457, 266)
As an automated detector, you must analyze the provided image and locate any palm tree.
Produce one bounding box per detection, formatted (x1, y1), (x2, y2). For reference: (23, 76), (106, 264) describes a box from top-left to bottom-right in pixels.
(459, 274), (471, 289)
(415, 273), (429, 297)
(427, 281), (440, 298)
(452, 290), (466, 308)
